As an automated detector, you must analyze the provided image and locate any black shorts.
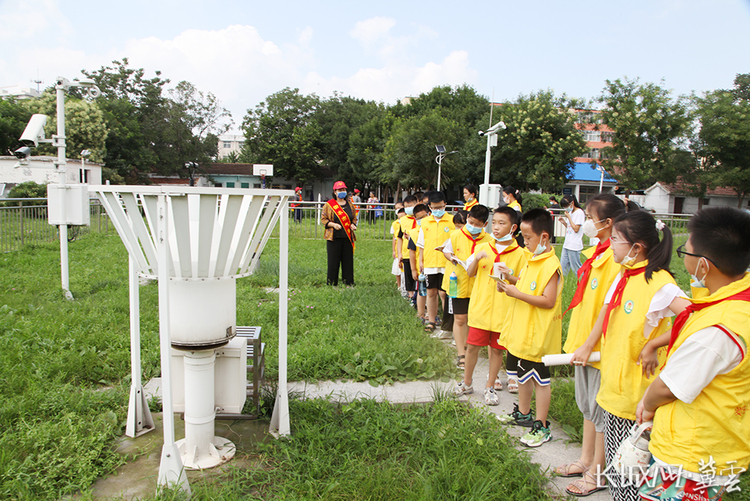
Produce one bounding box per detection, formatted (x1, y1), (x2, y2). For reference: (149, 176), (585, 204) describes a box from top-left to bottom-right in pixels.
(448, 297), (469, 315)
(402, 260), (417, 291)
(425, 273), (443, 290)
(509, 352), (551, 386)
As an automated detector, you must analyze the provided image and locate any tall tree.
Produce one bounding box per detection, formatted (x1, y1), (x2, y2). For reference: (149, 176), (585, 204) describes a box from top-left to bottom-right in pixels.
(598, 78), (690, 190)
(0, 98), (33, 155)
(483, 90), (587, 192)
(241, 88), (322, 185)
(692, 73), (750, 207)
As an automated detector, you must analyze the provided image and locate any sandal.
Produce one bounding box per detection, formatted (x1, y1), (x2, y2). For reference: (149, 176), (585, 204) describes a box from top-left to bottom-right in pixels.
(554, 460), (588, 478)
(507, 377), (519, 394)
(424, 322), (436, 333)
(456, 354), (465, 369)
(494, 378), (503, 391)
(565, 470), (607, 497)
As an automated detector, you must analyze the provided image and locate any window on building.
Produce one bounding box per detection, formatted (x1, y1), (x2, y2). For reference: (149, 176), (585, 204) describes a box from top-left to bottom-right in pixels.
(590, 148), (600, 159)
(581, 130), (601, 142)
(241, 182), (249, 188)
(601, 132), (614, 143)
(226, 182), (235, 188)
(79, 169), (90, 184)
(578, 186), (600, 204)
(254, 184), (261, 189)
(215, 183), (222, 187)
(223, 141), (231, 149)
(703, 199), (710, 206)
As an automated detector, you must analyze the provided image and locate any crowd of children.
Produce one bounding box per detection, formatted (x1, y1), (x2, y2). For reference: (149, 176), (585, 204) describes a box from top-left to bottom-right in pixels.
(389, 193), (750, 500)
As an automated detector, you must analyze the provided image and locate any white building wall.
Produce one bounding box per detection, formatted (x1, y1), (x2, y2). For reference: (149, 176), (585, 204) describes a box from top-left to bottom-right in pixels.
(217, 135), (245, 159)
(0, 156), (102, 194)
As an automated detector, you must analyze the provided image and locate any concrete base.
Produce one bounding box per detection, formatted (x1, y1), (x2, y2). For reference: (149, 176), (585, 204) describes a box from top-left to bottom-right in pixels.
(176, 436), (236, 470)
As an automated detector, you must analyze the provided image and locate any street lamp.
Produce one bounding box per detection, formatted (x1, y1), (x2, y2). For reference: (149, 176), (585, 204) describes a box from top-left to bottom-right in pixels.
(435, 145), (458, 191)
(478, 120), (506, 206)
(185, 162), (198, 186)
(80, 150), (91, 183)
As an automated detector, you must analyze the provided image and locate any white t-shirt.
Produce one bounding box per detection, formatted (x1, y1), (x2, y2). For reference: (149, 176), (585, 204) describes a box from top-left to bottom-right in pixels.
(563, 208), (586, 251)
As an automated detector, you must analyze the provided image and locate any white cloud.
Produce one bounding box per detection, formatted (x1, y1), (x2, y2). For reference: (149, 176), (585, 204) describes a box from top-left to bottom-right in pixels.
(0, 0), (73, 42)
(350, 17), (397, 47)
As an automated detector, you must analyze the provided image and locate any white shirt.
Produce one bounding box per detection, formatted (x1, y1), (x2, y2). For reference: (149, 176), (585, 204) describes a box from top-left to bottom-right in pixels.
(563, 208), (586, 251)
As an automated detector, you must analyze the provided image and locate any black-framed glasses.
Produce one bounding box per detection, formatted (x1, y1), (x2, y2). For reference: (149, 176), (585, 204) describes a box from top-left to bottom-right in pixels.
(676, 244), (716, 266)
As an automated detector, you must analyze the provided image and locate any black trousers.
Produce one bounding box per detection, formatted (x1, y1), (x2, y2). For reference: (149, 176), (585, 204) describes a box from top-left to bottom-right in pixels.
(327, 238), (354, 286)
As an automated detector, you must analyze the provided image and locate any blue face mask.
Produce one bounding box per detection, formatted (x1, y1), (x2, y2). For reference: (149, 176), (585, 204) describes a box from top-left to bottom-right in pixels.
(494, 232), (513, 243)
(404, 206), (414, 216)
(432, 209), (446, 219)
(465, 223), (482, 235)
(416, 219), (422, 226)
(690, 258), (708, 289)
(337, 191), (347, 199)
(533, 240), (547, 256)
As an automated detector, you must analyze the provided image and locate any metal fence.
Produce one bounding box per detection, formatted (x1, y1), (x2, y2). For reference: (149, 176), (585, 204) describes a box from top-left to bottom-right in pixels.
(0, 197), (692, 252)
(0, 198), (112, 253)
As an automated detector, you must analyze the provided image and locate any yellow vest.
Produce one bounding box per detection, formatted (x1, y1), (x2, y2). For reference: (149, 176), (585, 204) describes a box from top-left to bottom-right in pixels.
(420, 214), (455, 269)
(563, 245), (620, 370)
(507, 200), (521, 212)
(501, 249), (563, 362)
(390, 220), (400, 240)
(442, 229), (492, 298)
(464, 198), (478, 211)
(407, 226), (422, 264)
(399, 215), (417, 258)
(649, 273), (750, 473)
(596, 262), (676, 420)
(468, 240), (529, 333)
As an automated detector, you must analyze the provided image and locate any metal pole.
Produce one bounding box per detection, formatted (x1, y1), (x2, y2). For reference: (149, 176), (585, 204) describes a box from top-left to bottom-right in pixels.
(436, 154), (443, 191)
(126, 256), (154, 438)
(56, 82), (72, 300)
(270, 198), (291, 437)
(156, 194), (190, 494)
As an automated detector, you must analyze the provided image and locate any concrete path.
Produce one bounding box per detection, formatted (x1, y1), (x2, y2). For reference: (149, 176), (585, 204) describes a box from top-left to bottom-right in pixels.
(290, 353), (612, 500)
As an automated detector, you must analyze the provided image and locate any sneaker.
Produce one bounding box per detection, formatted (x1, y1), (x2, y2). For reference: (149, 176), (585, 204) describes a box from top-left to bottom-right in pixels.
(484, 387), (499, 406)
(521, 420), (552, 447)
(430, 329), (444, 338)
(439, 329), (453, 340)
(496, 403), (534, 427)
(452, 381), (474, 396)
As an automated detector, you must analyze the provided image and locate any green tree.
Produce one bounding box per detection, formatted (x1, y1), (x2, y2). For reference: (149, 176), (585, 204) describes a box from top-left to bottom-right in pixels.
(484, 90), (587, 192)
(381, 110), (463, 190)
(241, 88), (322, 185)
(0, 98), (33, 154)
(599, 78), (691, 190)
(692, 73), (750, 207)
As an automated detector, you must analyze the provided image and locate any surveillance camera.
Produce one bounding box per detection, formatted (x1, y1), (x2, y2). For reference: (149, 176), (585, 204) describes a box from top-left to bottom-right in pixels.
(478, 130), (486, 137)
(14, 146), (31, 159)
(19, 114), (48, 146)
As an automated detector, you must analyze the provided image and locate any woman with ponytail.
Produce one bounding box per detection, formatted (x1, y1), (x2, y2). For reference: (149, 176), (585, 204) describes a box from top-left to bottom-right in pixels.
(571, 210), (689, 501)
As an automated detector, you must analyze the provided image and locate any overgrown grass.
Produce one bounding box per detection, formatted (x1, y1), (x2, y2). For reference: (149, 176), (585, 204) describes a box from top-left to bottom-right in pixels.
(145, 398), (554, 501)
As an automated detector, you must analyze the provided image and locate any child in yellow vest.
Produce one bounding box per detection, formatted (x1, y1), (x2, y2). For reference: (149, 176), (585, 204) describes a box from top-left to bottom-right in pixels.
(636, 207), (750, 501)
(396, 195), (419, 302)
(408, 204), (431, 323)
(463, 184), (478, 211)
(434, 210), (468, 339)
(572, 211), (690, 501)
(554, 194), (625, 496)
(391, 203), (405, 295)
(453, 206), (529, 405)
(441, 205), (492, 369)
(495, 209), (562, 449)
(416, 192), (455, 333)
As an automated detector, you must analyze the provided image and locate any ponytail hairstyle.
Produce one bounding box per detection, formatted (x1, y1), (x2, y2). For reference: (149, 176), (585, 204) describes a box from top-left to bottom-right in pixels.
(503, 185), (522, 205)
(612, 210), (673, 281)
(560, 194), (582, 210)
(585, 193), (625, 223)
(453, 210), (469, 226)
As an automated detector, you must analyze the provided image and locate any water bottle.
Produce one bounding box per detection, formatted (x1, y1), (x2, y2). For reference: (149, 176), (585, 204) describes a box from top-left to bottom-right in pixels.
(449, 271), (458, 298)
(418, 274), (427, 296)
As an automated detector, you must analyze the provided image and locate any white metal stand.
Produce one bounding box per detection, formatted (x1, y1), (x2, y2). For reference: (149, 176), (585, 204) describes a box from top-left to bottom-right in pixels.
(125, 257), (154, 438)
(270, 200), (290, 437)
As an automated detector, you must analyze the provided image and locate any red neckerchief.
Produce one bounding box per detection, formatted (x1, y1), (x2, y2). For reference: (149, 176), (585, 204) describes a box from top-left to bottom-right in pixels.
(404, 215), (416, 230)
(601, 265), (646, 338)
(488, 240), (519, 262)
(665, 286), (750, 357)
(327, 198), (356, 252)
(564, 239), (611, 315)
(460, 228), (484, 254)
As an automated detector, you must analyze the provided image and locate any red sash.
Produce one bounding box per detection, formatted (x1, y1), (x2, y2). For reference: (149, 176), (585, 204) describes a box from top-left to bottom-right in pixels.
(460, 228), (484, 254)
(564, 239), (611, 315)
(489, 240), (519, 262)
(601, 266), (646, 338)
(327, 199), (356, 252)
(665, 286), (750, 357)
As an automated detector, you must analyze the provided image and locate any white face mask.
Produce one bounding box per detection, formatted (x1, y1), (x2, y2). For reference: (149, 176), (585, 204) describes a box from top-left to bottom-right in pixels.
(690, 258), (708, 289)
(620, 244), (638, 267)
(533, 238), (547, 256)
(582, 219), (605, 239)
(494, 232), (513, 243)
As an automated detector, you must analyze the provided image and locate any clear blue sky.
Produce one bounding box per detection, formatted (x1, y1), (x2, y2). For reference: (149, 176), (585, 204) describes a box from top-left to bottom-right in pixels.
(2, 0), (749, 133)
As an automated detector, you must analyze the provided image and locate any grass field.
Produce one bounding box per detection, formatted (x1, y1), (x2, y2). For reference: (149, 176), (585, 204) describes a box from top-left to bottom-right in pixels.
(2, 227), (748, 500)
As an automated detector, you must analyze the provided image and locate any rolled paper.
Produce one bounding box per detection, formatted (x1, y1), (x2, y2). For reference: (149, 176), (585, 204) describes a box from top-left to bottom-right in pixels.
(541, 352), (601, 366)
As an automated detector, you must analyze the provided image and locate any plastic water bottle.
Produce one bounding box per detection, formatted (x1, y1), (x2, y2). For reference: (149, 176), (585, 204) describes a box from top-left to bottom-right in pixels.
(418, 274), (427, 296)
(449, 271), (458, 298)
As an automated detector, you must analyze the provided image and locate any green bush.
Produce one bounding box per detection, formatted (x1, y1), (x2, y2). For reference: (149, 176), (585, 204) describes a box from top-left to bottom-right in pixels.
(520, 192), (550, 211)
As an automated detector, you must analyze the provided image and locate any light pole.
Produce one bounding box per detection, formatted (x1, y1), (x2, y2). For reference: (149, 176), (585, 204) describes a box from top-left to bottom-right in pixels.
(478, 121), (506, 206)
(185, 162), (198, 186)
(435, 145), (458, 191)
(80, 149), (90, 183)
